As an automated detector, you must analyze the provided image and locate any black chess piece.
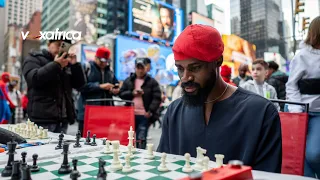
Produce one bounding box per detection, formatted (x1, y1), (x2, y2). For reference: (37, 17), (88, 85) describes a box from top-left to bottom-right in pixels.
(96, 158), (107, 180)
(73, 131), (81, 148)
(21, 152), (27, 166)
(102, 139), (106, 145)
(10, 160), (21, 180)
(55, 132), (64, 150)
(21, 165), (32, 180)
(30, 154), (40, 172)
(69, 159), (80, 179)
(1, 138), (17, 177)
(91, 134), (97, 146)
(58, 143), (72, 174)
(84, 130), (91, 145)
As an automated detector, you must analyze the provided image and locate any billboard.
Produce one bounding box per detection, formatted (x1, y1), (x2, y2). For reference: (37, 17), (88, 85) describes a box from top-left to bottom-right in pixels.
(115, 35), (179, 85)
(81, 44), (98, 63)
(0, 0), (5, 7)
(69, 0), (97, 44)
(222, 34), (256, 76)
(190, 12), (215, 27)
(128, 0), (183, 44)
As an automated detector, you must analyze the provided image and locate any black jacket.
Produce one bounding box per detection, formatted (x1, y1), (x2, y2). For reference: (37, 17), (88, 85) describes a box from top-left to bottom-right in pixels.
(232, 76), (252, 87)
(267, 71), (288, 100)
(22, 49), (85, 124)
(119, 73), (162, 122)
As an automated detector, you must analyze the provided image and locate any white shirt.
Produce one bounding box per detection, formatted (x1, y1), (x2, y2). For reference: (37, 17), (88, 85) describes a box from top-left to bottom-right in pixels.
(286, 43), (320, 112)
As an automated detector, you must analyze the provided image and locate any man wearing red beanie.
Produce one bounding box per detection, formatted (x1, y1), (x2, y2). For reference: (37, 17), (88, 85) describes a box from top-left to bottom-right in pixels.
(157, 24), (281, 173)
(220, 65), (236, 86)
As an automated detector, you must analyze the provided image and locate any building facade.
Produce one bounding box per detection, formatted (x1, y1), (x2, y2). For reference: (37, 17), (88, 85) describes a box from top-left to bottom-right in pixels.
(230, 0), (286, 59)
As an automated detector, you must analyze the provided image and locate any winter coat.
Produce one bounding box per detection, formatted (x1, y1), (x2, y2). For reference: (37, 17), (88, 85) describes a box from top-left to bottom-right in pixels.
(22, 49), (86, 124)
(232, 76), (252, 87)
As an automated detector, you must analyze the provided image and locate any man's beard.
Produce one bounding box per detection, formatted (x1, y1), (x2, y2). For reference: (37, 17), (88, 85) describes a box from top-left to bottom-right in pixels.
(181, 74), (216, 107)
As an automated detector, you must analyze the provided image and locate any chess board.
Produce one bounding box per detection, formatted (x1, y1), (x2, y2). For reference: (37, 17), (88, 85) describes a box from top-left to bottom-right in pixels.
(0, 148), (215, 180)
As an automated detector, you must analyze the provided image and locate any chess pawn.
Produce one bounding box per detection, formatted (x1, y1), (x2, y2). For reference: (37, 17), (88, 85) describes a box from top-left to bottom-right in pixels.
(157, 153), (169, 172)
(202, 156), (210, 171)
(104, 140), (112, 154)
(30, 154), (40, 172)
(122, 154), (133, 173)
(145, 144), (154, 159)
(182, 153), (193, 173)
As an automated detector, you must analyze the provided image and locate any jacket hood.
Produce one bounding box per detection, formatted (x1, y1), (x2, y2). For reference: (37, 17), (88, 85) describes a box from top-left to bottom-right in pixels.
(299, 42), (320, 55)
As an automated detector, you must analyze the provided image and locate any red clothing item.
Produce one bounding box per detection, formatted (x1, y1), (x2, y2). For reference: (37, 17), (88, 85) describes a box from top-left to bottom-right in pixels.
(222, 76), (237, 86)
(0, 80), (15, 108)
(21, 95), (28, 110)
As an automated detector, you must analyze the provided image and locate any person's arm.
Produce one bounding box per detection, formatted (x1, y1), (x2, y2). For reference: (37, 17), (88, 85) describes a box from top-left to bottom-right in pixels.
(69, 63), (86, 89)
(286, 56), (305, 112)
(157, 109), (170, 153)
(0, 85), (15, 108)
(253, 105), (282, 173)
(119, 78), (134, 100)
(148, 79), (162, 114)
(22, 56), (62, 88)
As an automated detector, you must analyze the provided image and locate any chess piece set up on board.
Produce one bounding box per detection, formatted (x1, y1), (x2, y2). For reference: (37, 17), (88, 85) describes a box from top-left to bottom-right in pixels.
(7, 119), (48, 139)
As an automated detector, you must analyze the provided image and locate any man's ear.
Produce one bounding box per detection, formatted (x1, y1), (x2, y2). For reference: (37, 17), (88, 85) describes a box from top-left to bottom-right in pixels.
(216, 56), (223, 67)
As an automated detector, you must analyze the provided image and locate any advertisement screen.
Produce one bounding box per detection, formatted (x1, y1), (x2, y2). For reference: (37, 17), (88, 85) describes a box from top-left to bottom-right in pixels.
(222, 34), (256, 76)
(0, 0), (5, 7)
(115, 35), (179, 85)
(81, 44), (98, 63)
(69, 0), (97, 44)
(128, 0), (183, 44)
(191, 12), (215, 27)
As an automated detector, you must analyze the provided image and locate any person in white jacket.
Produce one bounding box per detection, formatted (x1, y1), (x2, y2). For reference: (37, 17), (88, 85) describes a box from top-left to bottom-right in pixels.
(286, 16), (320, 178)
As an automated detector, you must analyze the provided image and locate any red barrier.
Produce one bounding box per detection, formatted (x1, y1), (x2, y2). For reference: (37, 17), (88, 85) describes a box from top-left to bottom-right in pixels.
(279, 112), (308, 176)
(83, 104), (135, 145)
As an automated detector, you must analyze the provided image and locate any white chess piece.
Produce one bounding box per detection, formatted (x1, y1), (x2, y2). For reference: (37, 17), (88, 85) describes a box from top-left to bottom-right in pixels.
(215, 154), (225, 167)
(110, 151), (123, 171)
(202, 156), (210, 171)
(182, 153), (193, 173)
(193, 147), (207, 171)
(112, 140), (121, 155)
(42, 129), (48, 139)
(104, 140), (112, 154)
(122, 154), (133, 173)
(145, 144), (154, 159)
(31, 130), (37, 140)
(157, 153), (169, 172)
(38, 127), (43, 139)
(127, 126), (136, 152)
(127, 145), (134, 158)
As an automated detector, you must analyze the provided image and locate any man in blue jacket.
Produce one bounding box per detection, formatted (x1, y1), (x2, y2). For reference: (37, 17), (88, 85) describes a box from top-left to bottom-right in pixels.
(77, 47), (119, 135)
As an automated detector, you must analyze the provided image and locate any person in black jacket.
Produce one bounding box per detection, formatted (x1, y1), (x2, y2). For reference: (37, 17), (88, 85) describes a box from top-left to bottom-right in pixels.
(267, 61), (288, 111)
(120, 58), (162, 149)
(232, 64), (252, 87)
(22, 39), (85, 133)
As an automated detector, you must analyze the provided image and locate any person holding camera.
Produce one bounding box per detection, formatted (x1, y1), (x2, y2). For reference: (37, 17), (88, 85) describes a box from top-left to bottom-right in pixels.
(77, 47), (120, 136)
(120, 58), (162, 149)
(22, 39), (86, 133)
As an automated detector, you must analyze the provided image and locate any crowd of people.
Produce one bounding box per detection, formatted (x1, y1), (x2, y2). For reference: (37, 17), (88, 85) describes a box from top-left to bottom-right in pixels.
(0, 16), (319, 178)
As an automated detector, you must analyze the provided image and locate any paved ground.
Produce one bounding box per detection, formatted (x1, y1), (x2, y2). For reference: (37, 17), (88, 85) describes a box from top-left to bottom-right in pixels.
(67, 122), (162, 150)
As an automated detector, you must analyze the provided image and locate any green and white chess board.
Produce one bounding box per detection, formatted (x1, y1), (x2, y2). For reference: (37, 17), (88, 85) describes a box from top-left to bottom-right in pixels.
(0, 149), (212, 180)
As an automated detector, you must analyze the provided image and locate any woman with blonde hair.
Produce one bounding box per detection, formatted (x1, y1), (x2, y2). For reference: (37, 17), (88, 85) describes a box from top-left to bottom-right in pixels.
(286, 16), (320, 178)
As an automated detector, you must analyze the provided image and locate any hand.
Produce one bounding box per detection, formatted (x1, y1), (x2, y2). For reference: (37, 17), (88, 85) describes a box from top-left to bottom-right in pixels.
(54, 52), (68, 68)
(111, 87), (120, 95)
(133, 89), (144, 96)
(100, 83), (114, 90)
(144, 112), (152, 118)
(67, 53), (77, 65)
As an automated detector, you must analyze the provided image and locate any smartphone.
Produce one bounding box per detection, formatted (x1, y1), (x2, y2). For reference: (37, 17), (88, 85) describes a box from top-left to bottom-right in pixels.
(137, 90), (143, 93)
(58, 42), (72, 57)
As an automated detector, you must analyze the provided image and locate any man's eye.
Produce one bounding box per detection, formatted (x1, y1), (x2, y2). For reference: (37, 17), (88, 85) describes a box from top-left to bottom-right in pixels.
(190, 66), (201, 72)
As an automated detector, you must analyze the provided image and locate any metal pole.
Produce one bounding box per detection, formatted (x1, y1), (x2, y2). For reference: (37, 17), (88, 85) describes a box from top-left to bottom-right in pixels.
(291, 0), (297, 55)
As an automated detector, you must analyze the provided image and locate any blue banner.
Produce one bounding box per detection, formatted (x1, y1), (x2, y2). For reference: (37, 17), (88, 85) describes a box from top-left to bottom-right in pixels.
(0, 0), (5, 8)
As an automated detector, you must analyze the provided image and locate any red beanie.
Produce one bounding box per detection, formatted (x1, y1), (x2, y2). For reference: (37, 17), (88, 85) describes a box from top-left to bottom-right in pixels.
(172, 24), (224, 62)
(220, 65), (232, 77)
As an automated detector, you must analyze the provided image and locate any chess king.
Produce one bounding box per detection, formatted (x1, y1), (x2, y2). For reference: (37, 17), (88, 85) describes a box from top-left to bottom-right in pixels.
(157, 24), (282, 173)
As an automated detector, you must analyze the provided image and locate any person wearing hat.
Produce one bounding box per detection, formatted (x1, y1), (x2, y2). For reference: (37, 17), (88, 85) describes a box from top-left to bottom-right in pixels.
(77, 47), (119, 136)
(157, 24), (281, 173)
(119, 58), (162, 149)
(22, 39), (86, 133)
(220, 65), (236, 86)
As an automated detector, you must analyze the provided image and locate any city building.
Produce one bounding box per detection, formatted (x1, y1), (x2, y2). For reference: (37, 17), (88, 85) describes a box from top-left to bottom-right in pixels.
(0, 7), (5, 67)
(206, 2), (226, 34)
(230, 0), (287, 59)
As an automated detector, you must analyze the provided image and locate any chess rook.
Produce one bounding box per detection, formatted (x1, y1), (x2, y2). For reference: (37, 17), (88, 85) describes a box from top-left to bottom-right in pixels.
(145, 144), (155, 159)
(215, 154), (225, 168)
